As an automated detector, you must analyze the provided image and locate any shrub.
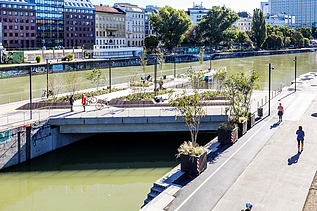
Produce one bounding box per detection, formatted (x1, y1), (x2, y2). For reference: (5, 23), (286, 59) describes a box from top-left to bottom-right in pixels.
(67, 54), (74, 60)
(36, 56), (42, 63)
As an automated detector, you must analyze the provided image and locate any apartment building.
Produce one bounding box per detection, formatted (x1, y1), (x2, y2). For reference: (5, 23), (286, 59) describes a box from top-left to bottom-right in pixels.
(94, 5), (126, 46)
(143, 5), (158, 37)
(114, 3), (144, 47)
(234, 12), (252, 31)
(0, 0), (36, 48)
(63, 0), (95, 48)
(187, 2), (209, 25)
(269, 0), (317, 28)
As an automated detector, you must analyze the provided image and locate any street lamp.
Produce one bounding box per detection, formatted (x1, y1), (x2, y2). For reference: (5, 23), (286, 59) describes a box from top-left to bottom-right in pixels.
(268, 63), (274, 116)
(46, 59), (49, 98)
(109, 58), (112, 93)
(293, 56), (297, 92)
(29, 69), (32, 119)
(154, 56), (157, 96)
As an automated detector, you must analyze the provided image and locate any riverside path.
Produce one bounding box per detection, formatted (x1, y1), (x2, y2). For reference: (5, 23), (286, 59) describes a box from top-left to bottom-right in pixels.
(145, 72), (317, 211)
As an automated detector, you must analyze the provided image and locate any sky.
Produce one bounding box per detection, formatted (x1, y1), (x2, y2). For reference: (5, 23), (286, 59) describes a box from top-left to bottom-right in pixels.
(90, 0), (264, 14)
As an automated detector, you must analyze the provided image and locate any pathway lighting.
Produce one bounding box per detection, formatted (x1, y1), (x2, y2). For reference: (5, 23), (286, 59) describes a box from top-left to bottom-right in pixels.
(293, 56), (297, 92)
(268, 63), (274, 116)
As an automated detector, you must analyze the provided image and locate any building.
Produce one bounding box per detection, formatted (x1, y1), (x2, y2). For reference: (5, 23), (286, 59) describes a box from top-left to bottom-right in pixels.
(143, 5), (158, 37)
(269, 0), (317, 28)
(63, 0), (95, 48)
(0, 0), (36, 48)
(114, 3), (145, 47)
(234, 12), (252, 31)
(94, 5), (126, 46)
(261, 1), (270, 16)
(187, 2), (209, 25)
(266, 13), (296, 29)
(36, 0), (64, 47)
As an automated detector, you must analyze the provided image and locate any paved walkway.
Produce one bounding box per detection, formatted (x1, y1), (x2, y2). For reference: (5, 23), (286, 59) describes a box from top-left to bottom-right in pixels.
(156, 72), (317, 211)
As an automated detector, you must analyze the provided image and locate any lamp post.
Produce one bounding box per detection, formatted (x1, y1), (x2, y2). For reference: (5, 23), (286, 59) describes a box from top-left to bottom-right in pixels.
(46, 59), (49, 98)
(174, 55), (176, 78)
(268, 63), (274, 116)
(29, 69), (32, 119)
(294, 56), (297, 92)
(154, 56), (157, 96)
(209, 46), (212, 70)
(109, 58), (112, 93)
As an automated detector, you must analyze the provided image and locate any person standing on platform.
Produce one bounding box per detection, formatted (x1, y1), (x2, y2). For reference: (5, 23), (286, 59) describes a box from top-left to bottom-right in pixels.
(69, 95), (74, 112)
(82, 94), (87, 112)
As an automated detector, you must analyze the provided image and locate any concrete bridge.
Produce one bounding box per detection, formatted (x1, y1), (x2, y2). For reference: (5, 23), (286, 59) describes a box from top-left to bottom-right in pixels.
(49, 115), (227, 134)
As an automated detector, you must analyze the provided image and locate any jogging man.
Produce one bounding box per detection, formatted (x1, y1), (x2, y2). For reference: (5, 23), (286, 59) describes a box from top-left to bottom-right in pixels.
(277, 103), (284, 122)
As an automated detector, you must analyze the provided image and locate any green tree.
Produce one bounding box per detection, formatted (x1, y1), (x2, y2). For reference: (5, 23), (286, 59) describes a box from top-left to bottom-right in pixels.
(66, 72), (81, 95)
(139, 47), (148, 78)
(169, 92), (206, 145)
(188, 69), (205, 90)
(285, 37), (291, 46)
(236, 31), (250, 47)
(222, 26), (239, 47)
(151, 6), (192, 52)
(296, 27), (312, 39)
(312, 27), (317, 39)
(252, 9), (267, 48)
(199, 6), (239, 48)
(86, 68), (106, 91)
(144, 35), (159, 53)
(183, 25), (203, 45)
(157, 48), (165, 78)
(303, 38), (310, 47)
(291, 31), (304, 47)
(264, 34), (283, 49)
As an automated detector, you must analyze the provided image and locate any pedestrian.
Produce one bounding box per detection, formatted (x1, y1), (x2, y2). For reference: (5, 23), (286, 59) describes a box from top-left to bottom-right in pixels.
(159, 79), (164, 90)
(277, 103), (284, 122)
(296, 126), (305, 153)
(188, 66), (193, 73)
(82, 94), (87, 112)
(69, 95), (74, 112)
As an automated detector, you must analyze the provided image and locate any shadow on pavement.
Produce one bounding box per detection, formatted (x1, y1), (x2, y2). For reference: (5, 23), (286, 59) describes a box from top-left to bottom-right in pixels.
(270, 121), (281, 129)
(288, 153), (301, 165)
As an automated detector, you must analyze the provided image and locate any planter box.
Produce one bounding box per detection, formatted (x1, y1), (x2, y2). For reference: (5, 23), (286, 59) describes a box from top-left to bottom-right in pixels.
(258, 107), (263, 118)
(218, 127), (238, 144)
(235, 120), (248, 137)
(180, 152), (207, 175)
(247, 113), (256, 130)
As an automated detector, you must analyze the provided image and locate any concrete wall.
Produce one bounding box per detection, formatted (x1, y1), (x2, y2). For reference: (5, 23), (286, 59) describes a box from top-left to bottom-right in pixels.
(0, 121), (91, 170)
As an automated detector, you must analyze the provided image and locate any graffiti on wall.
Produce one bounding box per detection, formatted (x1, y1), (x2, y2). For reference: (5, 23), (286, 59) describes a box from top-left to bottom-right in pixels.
(0, 130), (10, 142)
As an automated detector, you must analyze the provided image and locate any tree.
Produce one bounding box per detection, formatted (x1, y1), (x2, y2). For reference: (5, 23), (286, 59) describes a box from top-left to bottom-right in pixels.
(296, 27), (312, 39)
(86, 68), (106, 91)
(66, 72), (81, 95)
(198, 46), (205, 70)
(251, 9), (267, 48)
(48, 74), (63, 99)
(169, 92), (206, 146)
(304, 38), (310, 47)
(285, 37), (291, 46)
(183, 25), (203, 45)
(188, 69), (205, 90)
(139, 47), (148, 78)
(236, 31), (250, 47)
(199, 6), (239, 48)
(151, 6), (192, 52)
(222, 26), (238, 49)
(312, 27), (317, 39)
(157, 48), (164, 78)
(264, 34), (283, 49)
(144, 35), (159, 53)
(291, 31), (304, 47)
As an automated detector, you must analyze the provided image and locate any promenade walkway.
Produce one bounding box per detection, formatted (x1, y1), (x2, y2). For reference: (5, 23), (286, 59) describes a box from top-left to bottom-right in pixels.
(144, 72), (317, 211)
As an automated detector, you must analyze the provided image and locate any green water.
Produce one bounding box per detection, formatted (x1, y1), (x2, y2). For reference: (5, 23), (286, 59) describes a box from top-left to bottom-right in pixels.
(1, 52), (316, 104)
(0, 132), (215, 211)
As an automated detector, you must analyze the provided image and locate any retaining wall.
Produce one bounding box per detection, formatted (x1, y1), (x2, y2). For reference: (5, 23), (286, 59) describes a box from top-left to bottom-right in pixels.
(0, 121), (91, 170)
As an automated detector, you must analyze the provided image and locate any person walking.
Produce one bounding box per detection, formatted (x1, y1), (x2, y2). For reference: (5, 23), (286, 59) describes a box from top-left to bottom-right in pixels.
(277, 103), (284, 122)
(69, 95), (74, 112)
(82, 94), (87, 112)
(296, 126), (305, 153)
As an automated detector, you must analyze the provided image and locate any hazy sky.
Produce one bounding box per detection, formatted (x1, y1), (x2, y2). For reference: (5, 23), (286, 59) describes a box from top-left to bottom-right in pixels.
(91, 0), (264, 13)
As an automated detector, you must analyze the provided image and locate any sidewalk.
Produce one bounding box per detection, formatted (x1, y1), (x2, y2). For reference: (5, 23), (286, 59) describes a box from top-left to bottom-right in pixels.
(160, 72), (317, 211)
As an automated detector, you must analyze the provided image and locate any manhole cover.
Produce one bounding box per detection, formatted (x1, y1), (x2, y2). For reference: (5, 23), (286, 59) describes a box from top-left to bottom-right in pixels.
(311, 113), (317, 117)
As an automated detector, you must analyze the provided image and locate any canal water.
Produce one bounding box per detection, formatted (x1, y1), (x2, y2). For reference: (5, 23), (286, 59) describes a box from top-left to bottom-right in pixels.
(0, 131), (216, 211)
(1, 52), (317, 104)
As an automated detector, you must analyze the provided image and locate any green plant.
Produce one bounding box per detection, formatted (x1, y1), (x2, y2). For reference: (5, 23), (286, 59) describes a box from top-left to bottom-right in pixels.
(176, 141), (207, 158)
(36, 56), (42, 63)
(219, 121), (237, 130)
(188, 69), (204, 91)
(67, 54), (74, 60)
(118, 90), (173, 101)
(86, 68), (106, 91)
(169, 92), (206, 146)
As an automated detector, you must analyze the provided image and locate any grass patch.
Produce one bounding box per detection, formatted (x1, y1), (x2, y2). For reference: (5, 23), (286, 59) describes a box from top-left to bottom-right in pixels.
(118, 90), (174, 101)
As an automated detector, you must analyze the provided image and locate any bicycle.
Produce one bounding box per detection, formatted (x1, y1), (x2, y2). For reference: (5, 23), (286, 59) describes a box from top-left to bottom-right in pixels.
(41, 89), (54, 99)
(86, 96), (97, 106)
(95, 98), (110, 110)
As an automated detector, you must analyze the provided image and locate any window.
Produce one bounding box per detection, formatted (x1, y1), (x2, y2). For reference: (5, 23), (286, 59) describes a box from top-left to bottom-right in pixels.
(9, 11), (12, 15)
(25, 12), (28, 16)
(26, 26), (29, 30)
(4, 33), (7, 37)
(30, 19), (34, 23)
(20, 26), (23, 30)
(31, 26), (34, 30)
(9, 18), (12, 22)
(14, 12), (18, 16)
(30, 12), (34, 16)
(15, 33), (18, 37)
(3, 26), (7, 29)
(3, 11), (6, 15)
(26, 33), (29, 37)
(20, 33), (24, 37)
(15, 19), (18, 23)
(9, 26), (12, 29)
(25, 19), (29, 23)
(20, 19), (23, 23)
